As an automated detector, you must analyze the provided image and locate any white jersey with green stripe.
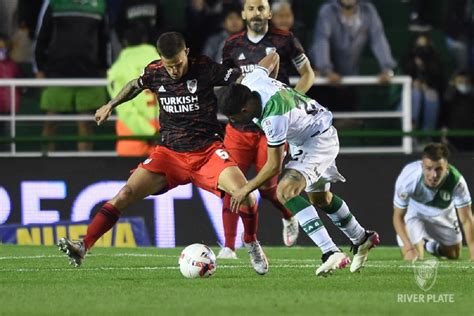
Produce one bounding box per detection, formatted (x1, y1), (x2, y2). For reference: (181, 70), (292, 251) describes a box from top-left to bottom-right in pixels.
(393, 161), (472, 217)
(241, 67), (333, 147)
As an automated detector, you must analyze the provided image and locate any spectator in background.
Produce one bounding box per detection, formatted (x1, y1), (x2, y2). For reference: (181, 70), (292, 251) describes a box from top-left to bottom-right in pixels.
(34, 0), (109, 152)
(401, 34), (444, 135)
(444, 0), (469, 73)
(107, 23), (160, 157)
(185, 0), (236, 57)
(443, 71), (474, 151)
(202, 5), (244, 62)
(10, 0), (43, 66)
(0, 1), (17, 38)
(0, 34), (21, 151)
(270, 0), (303, 77)
(10, 22), (34, 65)
(270, 0), (304, 41)
(310, 0), (396, 113)
(311, 0), (396, 84)
(271, 0), (294, 31)
(115, 0), (165, 46)
(408, 0), (432, 32)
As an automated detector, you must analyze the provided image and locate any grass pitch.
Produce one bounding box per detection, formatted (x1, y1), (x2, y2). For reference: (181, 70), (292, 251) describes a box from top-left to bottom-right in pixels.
(0, 245), (472, 315)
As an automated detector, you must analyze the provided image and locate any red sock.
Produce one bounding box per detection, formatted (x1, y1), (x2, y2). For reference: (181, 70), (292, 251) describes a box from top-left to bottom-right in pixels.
(239, 203), (258, 244)
(83, 203), (122, 250)
(222, 194), (239, 250)
(259, 186), (293, 219)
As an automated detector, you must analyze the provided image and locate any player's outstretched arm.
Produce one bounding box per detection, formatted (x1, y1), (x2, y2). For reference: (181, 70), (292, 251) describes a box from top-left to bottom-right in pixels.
(393, 206), (418, 260)
(230, 145), (285, 211)
(257, 52), (280, 79)
(457, 205), (474, 261)
(95, 78), (143, 126)
(294, 61), (315, 94)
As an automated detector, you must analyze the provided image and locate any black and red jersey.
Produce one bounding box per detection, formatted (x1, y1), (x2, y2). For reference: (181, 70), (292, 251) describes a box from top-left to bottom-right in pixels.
(138, 55), (241, 152)
(222, 28), (306, 131)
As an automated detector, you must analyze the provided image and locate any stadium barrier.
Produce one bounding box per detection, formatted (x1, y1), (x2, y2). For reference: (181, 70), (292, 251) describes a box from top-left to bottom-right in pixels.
(0, 76), (413, 156)
(1, 155), (472, 247)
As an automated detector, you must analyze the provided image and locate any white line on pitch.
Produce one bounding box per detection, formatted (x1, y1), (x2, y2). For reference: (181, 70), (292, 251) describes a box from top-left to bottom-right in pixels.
(0, 253), (175, 260)
(1, 254), (473, 268)
(0, 263), (472, 273)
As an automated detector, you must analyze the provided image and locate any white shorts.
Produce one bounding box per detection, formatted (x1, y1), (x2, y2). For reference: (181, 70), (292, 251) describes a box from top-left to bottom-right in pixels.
(396, 209), (462, 247)
(285, 126), (346, 192)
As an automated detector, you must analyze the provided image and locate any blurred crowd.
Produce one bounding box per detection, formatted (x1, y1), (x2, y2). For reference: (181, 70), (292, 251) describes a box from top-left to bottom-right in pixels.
(0, 0), (473, 153)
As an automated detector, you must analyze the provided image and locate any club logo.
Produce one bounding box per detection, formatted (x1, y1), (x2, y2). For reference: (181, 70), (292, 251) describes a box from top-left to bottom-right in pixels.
(412, 258), (439, 291)
(265, 47), (276, 55)
(398, 192), (408, 201)
(439, 190), (451, 201)
(186, 79), (198, 94)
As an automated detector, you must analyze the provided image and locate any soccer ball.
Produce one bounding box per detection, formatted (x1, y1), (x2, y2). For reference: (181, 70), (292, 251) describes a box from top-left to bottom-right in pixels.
(178, 243), (217, 278)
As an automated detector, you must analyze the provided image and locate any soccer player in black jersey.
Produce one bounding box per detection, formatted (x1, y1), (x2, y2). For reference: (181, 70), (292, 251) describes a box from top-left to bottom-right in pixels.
(56, 32), (273, 275)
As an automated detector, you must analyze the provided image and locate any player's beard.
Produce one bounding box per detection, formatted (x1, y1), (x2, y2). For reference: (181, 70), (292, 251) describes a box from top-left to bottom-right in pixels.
(247, 17), (268, 34)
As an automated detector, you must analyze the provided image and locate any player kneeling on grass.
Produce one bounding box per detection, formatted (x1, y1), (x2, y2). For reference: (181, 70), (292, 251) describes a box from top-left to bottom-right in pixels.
(393, 143), (473, 261)
(217, 52), (379, 276)
(56, 32), (268, 275)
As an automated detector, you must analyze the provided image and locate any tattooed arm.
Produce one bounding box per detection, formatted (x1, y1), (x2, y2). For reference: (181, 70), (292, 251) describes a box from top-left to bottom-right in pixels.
(95, 79), (144, 126)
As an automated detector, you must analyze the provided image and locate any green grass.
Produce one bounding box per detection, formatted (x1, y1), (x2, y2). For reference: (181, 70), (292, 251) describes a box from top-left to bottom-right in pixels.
(0, 245), (472, 316)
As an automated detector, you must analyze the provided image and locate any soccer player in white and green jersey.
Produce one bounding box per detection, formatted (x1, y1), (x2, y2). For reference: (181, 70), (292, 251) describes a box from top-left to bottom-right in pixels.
(217, 52), (379, 276)
(393, 143), (473, 261)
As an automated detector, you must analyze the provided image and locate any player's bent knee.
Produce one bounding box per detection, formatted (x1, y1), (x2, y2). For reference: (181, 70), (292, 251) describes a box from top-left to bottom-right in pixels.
(311, 192), (332, 209)
(242, 192), (257, 208)
(276, 185), (299, 205)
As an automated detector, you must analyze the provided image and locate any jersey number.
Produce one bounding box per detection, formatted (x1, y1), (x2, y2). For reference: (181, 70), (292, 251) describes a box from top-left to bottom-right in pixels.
(293, 94), (322, 116)
(291, 149), (303, 161)
(215, 149), (230, 160)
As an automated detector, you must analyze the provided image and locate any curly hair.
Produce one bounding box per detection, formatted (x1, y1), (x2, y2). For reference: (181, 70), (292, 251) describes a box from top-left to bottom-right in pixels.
(216, 83), (253, 116)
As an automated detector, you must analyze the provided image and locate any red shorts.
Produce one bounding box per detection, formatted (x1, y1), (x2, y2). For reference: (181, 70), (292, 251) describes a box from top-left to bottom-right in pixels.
(139, 141), (237, 197)
(224, 124), (280, 188)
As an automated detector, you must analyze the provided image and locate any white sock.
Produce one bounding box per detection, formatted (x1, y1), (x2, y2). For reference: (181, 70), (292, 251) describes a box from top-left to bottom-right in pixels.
(425, 240), (441, 256)
(295, 206), (339, 253)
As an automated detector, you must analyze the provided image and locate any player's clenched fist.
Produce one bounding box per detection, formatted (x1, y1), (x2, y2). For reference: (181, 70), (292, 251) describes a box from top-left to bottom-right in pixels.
(95, 103), (113, 125)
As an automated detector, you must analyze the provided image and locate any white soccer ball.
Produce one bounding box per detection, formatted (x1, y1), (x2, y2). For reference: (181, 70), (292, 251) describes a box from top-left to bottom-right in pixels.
(178, 243), (217, 278)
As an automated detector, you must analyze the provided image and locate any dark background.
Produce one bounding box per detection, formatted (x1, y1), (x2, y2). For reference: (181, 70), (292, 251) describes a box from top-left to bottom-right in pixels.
(0, 154), (472, 246)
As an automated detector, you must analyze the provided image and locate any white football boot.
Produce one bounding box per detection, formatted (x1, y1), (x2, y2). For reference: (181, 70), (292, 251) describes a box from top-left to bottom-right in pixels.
(282, 216), (299, 247)
(217, 246), (238, 260)
(315, 250), (350, 277)
(243, 239), (269, 275)
(57, 237), (86, 267)
(350, 230), (380, 273)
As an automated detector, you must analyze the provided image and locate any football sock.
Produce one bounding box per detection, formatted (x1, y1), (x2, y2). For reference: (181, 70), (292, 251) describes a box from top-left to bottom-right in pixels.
(222, 194), (239, 250)
(239, 203), (258, 244)
(259, 186), (293, 220)
(425, 240), (442, 257)
(285, 196), (339, 253)
(83, 203), (122, 250)
(319, 195), (366, 245)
